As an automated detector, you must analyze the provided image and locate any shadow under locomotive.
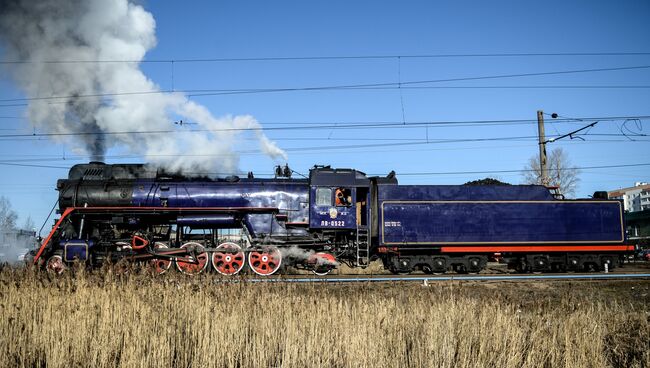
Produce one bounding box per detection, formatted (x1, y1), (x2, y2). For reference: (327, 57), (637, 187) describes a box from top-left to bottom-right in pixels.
(31, 162), (634, 276)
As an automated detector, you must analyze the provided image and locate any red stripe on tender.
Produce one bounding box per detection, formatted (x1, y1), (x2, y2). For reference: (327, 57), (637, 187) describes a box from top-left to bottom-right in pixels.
(441, 245), (634, 253)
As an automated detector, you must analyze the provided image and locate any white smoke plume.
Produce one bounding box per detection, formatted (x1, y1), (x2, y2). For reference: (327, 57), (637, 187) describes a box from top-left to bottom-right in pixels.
(280, 246), (339, 268)
(0, 0), (287, 174)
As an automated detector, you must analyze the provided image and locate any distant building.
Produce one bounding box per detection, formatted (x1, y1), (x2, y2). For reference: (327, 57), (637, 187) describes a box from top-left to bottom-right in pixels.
(608, 182), (650, 213)
(0, 228), (36, 247)
(608, 182), (650, 245)
(625, 210), (650, 243)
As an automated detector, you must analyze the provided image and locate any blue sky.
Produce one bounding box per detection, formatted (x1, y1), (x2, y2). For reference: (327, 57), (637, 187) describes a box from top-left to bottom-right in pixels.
(1, 0), (649, 230)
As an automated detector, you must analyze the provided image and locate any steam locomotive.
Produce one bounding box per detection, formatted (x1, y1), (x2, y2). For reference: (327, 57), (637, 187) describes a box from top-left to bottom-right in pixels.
(33, 162), (632, 275)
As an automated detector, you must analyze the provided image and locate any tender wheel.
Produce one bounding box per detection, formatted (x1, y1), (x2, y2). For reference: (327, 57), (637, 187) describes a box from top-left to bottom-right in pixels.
(421, 258), (447, 274)
(248, 247), (282, 276)
(149, 242), (172, 275)
(212, 242), (245, 275)
(46, 254), (66, 274)
(175, 242), (209, 275)
(467, 257), (484, 274)
(308, 252), (337, 276)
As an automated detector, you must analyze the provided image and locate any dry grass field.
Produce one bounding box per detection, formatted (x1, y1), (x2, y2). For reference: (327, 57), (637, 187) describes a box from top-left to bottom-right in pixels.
(0, 265), (649, 368)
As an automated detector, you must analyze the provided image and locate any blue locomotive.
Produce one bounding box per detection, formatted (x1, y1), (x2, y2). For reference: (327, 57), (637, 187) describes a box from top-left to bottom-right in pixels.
(33, 162), (632, 275)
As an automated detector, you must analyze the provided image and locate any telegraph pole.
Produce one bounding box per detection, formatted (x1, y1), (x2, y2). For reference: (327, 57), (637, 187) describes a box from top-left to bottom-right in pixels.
(536, 110), (548, 185)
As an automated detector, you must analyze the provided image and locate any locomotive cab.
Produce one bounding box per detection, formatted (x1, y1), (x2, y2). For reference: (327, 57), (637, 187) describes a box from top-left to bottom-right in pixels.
(308, 166), (370, 230)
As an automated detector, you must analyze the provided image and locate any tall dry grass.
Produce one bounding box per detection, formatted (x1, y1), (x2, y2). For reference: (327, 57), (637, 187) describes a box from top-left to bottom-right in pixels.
(0, 266), (648, 368)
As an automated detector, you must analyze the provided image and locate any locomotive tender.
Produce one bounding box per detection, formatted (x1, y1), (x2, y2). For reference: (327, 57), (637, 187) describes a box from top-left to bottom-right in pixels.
(33, 162), (633, 275)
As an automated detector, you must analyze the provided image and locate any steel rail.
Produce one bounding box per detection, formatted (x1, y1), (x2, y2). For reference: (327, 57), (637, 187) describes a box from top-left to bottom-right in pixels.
(243, 273), (650, 283)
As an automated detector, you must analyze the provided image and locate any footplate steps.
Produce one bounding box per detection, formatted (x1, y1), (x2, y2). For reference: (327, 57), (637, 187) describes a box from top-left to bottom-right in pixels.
(356, 226), (369, 267)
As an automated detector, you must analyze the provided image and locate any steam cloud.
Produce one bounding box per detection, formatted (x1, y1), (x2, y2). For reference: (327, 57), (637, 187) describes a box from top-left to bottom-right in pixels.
(0, 0), (287, 173)
(280, 246), (339, 267)
(0, 230), (35, 265)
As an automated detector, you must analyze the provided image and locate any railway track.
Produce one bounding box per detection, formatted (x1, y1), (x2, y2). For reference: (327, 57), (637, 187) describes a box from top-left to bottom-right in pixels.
(243, 272), (650, 283)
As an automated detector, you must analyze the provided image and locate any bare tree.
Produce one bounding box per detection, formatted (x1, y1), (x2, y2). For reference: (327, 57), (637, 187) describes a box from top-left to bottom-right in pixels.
(22, 216), (35, 233)
(522, 148), (580, 198)
(0, 196), (18, 230)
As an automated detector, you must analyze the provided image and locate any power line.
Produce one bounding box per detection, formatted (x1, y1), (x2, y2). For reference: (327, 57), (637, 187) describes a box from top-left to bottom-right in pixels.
(386, 163), (650, 176)
(1, 161), (647, 179)
(186, 65), (650, 98)
(1, 65), (649, 105)
(2, 86), (650, 108)
(0, 115), (647, 139)
(2, 52), (650, 64)
(0, 136), (545, 161)
(0, 136), (648, 162)
(381, 85), (650, 89)
(0, 162), (69, 169)
(0, 115), (643, 128)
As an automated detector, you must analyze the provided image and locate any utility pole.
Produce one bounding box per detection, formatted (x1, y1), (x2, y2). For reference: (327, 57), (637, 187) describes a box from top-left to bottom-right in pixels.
(536, 110), (548, 185)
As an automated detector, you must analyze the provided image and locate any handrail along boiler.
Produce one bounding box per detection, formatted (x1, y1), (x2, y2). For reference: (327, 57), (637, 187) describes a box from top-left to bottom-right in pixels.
(33, 162), (633, 275)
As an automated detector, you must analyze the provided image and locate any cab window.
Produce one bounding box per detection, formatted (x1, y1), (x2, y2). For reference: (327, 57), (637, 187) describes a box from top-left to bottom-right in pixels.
(316, 188), (332, 206)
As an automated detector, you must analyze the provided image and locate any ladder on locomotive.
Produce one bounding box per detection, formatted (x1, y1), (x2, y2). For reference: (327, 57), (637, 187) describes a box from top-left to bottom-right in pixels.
(356, 225), (369, 267)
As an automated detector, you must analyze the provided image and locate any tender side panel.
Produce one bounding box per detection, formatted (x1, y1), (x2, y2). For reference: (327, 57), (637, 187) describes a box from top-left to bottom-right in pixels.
(377, 184), (555, 201)
(380, 201), (624, 246)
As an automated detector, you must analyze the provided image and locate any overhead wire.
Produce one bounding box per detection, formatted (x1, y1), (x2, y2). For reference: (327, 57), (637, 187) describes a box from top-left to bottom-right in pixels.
(2, 51), (650, 64)
(386, 163), (650, 176)
(0, 135), (648, 163)
(2, 86), (650, 108)
(0, 135), (545, 161)
(2, 161), (648, 179)
(186, 65), (650, 98)
(0, 115), (648, 139)
(1, 65), (649, 105)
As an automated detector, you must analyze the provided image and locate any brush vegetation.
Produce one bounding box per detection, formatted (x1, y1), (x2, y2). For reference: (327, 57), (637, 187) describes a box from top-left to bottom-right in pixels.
(0, 266), (648, 368)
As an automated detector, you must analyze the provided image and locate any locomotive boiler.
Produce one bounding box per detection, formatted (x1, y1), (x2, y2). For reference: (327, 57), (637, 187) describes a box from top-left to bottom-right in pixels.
(32, 162), (633, 275)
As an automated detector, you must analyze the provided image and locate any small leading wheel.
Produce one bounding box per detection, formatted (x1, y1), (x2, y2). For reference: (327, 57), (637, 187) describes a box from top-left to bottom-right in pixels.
(248, 247), (282, 276)
(175, 242), (209, 275)
(149, 242), (172, 275)
(212, 242), (245, 275)
(46, 254), (66, 274)
(308, 252), (337, 276)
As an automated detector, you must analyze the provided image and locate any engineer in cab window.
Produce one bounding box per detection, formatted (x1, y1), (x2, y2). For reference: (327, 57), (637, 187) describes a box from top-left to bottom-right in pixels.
(335, 187), (351, 206)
